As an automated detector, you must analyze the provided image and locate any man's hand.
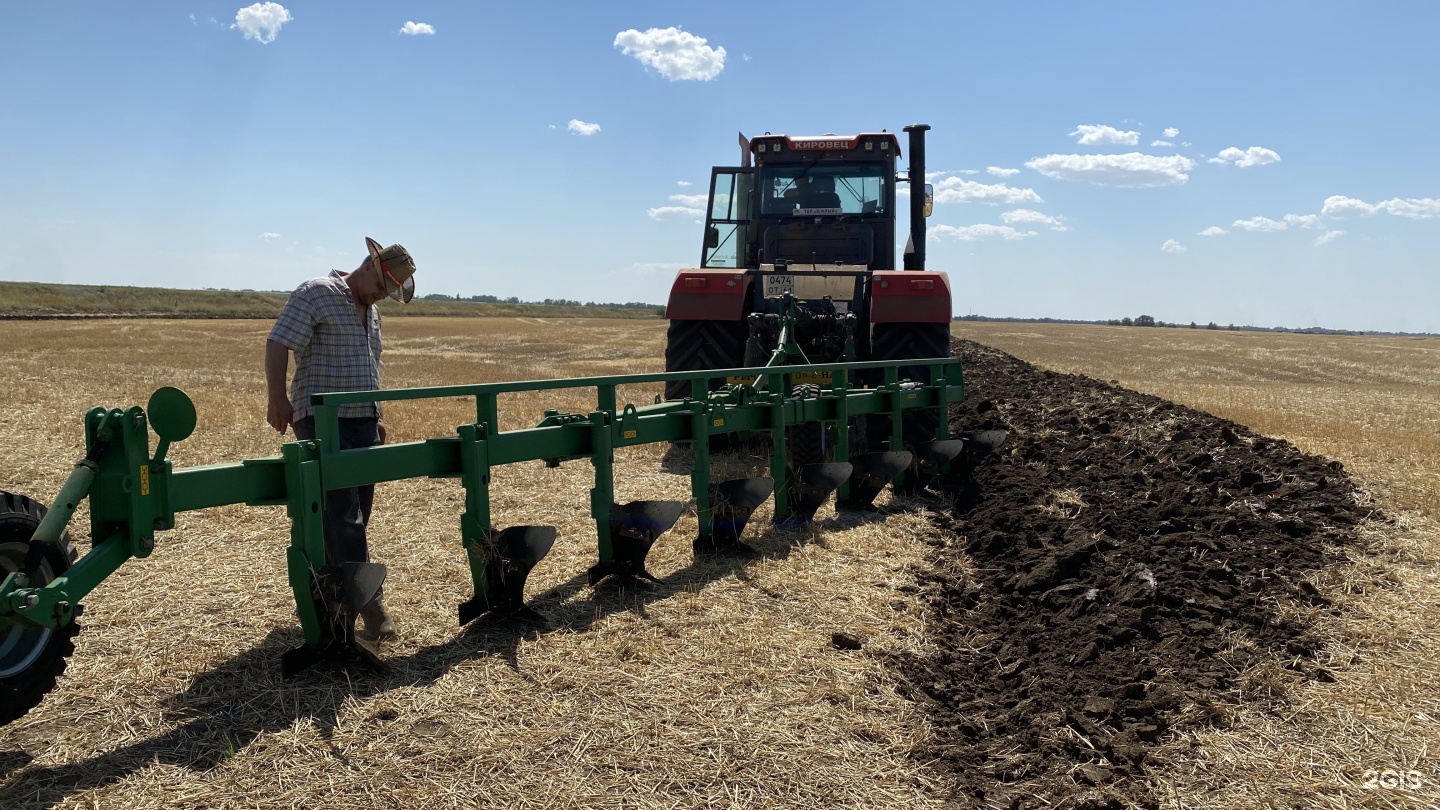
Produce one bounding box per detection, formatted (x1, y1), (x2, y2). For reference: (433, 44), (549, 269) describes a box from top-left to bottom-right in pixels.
(264, 340), (293, 435)
(377, 418), (388, 444)
(268, 397), (294, 435)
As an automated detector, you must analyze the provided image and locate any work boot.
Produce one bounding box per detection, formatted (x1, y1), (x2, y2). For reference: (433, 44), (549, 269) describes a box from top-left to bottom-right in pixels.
(359, 597), (397, 643)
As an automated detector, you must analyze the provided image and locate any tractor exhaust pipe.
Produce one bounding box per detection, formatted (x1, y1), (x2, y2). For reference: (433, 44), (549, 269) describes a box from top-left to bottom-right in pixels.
(903, 123), (930, 271)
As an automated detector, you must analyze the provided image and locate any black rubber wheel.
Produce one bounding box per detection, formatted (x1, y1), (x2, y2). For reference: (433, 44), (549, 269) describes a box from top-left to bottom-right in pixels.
(663, 318), (747, 401)
(0, 490), (80, 727)
(786, 384), (827, 469)
(869, 322), (953, 450)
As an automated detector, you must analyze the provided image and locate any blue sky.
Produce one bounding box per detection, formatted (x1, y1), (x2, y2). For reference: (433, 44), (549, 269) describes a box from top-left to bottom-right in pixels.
(3, 2), (1437, 333)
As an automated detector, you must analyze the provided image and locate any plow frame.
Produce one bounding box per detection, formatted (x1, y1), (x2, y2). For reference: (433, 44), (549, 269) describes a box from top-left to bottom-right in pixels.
(1, 358), (964, 652)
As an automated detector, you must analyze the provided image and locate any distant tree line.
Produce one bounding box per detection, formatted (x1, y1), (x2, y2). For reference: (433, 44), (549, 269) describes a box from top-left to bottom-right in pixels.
(954, 313), (1389, 336)
(419, 293), (664, 312)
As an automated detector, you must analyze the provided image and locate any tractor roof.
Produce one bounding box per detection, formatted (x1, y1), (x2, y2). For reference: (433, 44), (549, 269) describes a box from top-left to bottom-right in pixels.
(748, 132), (902, 158)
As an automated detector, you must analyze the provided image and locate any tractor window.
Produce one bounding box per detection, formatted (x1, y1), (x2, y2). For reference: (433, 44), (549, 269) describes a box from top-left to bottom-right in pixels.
(760, 164), (887, 216)
(701, 169), (753, 269)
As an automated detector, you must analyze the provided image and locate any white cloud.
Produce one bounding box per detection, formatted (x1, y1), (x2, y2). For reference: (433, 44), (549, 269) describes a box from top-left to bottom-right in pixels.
(1314, 230), (1346, 246)
(614, 27), (726, 81)
(1232, 216), (1287, 232)
(568, 119), (601, 136)
(1001, 209), (1067, 231)
(259, 232), (281, 240)
(933, 176), (1044, 205)
(1379, 197), (1440, 219)
(1321, 195), (1440, 219)
(1321, 195), (1377, 217)
(232, 2), (291, 44)
(1321, 195), (1376, 217)
(1198, 226), (1227, 237)
(928, 224), (1037, 241)
(986, 166), (1020, 177)
(677, 180), (692, 187)
(1150, 140), (1173, 147)
(1070, 125), (1141, 145)
(400, 21), (435, 36)
(1163, 127), (1180, 138)
(1161, 239), (1187, 253)
(1208, 146), (1281, 168)
(1025, 153), (1195, 187)
(668, 193), (707, 207)
(1282, 213), (1323, 230)
(647, 206), (704, 221)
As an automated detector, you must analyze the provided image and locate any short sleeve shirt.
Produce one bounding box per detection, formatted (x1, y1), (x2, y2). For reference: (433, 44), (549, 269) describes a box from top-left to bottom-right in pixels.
(268, 270), (382, 420)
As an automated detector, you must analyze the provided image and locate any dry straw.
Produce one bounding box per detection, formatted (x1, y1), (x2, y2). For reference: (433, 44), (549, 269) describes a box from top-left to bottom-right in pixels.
(0, 318), (951, 809)
(2, 317), (1437, 808)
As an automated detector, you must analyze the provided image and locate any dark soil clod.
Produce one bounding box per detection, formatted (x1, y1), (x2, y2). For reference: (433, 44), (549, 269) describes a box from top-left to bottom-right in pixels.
(896, 339), (1381, 807)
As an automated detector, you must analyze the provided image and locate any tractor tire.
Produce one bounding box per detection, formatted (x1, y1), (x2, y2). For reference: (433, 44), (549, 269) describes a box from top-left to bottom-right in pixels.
(0, 490), (81, 727)
(786, 385), (827, 470)
(663, 318), (747, 401)
(869, 322), (953, 451)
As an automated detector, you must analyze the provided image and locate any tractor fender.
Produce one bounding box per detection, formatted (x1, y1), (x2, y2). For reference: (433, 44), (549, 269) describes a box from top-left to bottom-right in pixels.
(665, 270), (753, 320)
(869, 271), (951, 323)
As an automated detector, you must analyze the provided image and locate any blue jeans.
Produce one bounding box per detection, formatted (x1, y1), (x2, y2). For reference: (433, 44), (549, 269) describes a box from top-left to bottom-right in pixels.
(292, 415), (380, 566)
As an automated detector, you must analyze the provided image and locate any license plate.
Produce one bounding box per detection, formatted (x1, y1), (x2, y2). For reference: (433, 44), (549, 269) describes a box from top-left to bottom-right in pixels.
(763, 274), (795, 297)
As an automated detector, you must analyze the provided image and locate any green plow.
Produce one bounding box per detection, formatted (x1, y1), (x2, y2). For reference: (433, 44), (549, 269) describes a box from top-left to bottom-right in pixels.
(0, 357), (1003, 725)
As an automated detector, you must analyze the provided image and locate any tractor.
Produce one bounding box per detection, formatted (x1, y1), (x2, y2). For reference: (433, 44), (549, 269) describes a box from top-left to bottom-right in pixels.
(664, 123), (951, 451)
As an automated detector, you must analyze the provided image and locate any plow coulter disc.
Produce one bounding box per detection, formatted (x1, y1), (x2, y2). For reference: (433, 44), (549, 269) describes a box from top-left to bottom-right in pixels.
(838, 451), (913, 511)
(591, 500), (685, 585)
(782, 462), (854, 526)
(0, 491), (80, 728)
(459, 526), (557, 626)
(696, 477), (774, 555)
(281, 561), (390, 678)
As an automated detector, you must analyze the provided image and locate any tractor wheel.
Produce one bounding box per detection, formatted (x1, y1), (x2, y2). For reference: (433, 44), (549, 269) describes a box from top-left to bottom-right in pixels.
(869, 322), (953, 451)
(786, 384), (827, 469)
(663, 318), (747, 401)
(0, 490), (80, 727)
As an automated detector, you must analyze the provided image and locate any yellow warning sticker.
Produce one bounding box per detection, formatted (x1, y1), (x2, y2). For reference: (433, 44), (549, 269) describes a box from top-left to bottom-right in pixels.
(623, 429), (637, 439)
(713, 418), (725, 427)
(140, 465), (150, 496)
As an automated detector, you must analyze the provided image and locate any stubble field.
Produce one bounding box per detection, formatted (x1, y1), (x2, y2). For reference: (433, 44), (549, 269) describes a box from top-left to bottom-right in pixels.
(0, 317), (1436, 809)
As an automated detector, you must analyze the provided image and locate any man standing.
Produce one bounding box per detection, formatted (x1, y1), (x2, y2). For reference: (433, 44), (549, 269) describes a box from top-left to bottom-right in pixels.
(265, 237), (416, 642)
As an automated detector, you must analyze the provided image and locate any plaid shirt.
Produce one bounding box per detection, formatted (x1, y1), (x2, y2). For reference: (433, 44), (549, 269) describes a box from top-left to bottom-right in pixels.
(268, 270), (383, 420)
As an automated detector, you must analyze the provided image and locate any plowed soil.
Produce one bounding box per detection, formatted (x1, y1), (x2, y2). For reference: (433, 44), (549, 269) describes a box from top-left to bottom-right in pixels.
(900, 339), (1380, 808)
